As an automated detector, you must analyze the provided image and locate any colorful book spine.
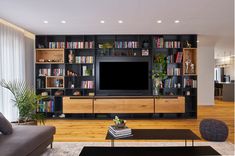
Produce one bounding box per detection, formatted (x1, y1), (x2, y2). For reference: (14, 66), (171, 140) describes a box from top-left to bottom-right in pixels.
(48, 42), (65, 48)
(37, 100), (54, 112)
(66, 41), (94, 49)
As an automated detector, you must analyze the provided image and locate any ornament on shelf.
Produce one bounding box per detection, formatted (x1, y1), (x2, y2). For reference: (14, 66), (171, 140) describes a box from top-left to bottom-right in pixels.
(185, 51), (192, 74)
(68, 50), (74, 63)
(186, 40), (192, 48)
(190, 63), (195, 74)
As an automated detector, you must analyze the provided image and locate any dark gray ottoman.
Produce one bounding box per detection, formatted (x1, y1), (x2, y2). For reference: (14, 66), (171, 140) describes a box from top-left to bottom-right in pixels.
(200, 119), (228, 141)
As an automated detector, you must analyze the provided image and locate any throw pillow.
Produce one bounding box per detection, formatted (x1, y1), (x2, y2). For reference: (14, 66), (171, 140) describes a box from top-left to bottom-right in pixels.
(0, 112), (13, 135)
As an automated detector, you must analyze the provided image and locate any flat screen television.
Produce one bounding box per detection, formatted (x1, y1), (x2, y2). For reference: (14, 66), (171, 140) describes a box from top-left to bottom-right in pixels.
(96, 61), (150, 95)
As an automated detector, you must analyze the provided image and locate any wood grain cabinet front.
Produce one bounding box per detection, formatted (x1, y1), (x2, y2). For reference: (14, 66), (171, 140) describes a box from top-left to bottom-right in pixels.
(155, 96), (185, 113)
(63, 97), (93, 113)
(94, 99), (154, 113)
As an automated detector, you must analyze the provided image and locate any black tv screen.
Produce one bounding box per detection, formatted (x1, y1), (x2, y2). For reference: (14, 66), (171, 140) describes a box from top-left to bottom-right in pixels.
(99, 62), (149, 90)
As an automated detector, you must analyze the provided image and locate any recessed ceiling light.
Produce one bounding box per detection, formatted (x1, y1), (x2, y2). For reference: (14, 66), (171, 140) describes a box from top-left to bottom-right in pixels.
(157, 20), (162, 24)
(43, 20), (48, 24)
(61, 20), (66, 24)
(118, 20), (123, 24)
(100, 20), (105, 24)
(174, 20), (180, 23)
(197, 40), (200, 43)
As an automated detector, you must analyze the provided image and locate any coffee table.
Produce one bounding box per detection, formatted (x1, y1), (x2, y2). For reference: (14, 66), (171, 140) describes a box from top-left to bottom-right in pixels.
(106, 129), (201, 147)
(79, 146), (221, 156)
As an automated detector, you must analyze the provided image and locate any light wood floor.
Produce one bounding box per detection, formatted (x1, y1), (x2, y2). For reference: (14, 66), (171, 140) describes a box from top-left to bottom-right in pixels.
(45, 100), (234, 143)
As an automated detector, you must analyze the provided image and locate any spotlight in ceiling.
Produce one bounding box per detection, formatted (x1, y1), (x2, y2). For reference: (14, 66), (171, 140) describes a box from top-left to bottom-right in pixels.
(43, 20), (48, 24)
(157, 20), (162, 24)
(100, 20), (105, 24)
(61, 20), (66, 24)
(118, 20), (123, 24)
(197, 40), (200, 43)
(174, 20), (180, 23)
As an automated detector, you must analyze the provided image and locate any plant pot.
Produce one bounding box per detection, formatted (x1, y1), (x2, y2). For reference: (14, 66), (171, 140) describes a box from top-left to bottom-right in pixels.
(115, 123), (126, 128)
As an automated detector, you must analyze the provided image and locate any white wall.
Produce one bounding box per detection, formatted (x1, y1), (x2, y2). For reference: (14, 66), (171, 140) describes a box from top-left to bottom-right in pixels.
(197, 35), (215, 105)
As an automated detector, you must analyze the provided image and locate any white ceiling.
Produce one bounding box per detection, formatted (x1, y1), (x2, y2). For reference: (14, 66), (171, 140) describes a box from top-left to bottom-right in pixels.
(0, 0), (234, 58)
(0, 0), (233, 36)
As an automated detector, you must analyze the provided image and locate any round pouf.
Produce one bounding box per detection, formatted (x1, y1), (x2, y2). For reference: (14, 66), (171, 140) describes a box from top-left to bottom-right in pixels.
(200, 119), (228, 141)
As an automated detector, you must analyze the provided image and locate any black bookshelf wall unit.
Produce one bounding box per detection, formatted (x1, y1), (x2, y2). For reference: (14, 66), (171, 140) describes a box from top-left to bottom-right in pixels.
(35, 34), (197, 118)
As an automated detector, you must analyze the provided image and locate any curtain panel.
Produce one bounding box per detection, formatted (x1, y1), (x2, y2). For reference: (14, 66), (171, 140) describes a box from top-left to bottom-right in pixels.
(0, 23), (26, 121)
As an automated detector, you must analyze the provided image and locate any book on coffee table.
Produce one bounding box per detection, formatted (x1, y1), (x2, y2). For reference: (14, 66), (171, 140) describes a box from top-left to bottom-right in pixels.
(108, 125), (133, 138)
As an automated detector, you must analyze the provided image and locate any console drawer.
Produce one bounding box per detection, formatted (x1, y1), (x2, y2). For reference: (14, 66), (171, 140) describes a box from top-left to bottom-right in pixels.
(63, 97), (93, 113)
(94, 99), (154, 113)
(155, 96), (185, 113)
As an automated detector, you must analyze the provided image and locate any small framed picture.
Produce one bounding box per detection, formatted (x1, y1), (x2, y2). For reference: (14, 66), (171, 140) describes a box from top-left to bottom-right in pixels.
(142, 49), (149, 56)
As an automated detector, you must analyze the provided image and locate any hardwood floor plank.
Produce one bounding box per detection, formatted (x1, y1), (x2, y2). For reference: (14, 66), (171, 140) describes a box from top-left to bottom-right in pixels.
(45, 100), (234, 143)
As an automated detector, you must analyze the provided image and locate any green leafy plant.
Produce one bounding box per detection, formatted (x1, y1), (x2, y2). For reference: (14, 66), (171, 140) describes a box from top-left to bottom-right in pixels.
(0, 80), (46, 125)
(113, 116), (126, 124)
(152, 53), (167, 79)
(152, 54), (167, 94)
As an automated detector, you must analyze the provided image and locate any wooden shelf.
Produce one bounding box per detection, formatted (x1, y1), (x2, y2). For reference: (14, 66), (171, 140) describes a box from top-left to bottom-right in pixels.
(36, 62), (64, 64)
(46, 76), (64, 88)
(36, 49), (64, 63)
(183, 48), (197, 75)
(36, 48), (64, 51)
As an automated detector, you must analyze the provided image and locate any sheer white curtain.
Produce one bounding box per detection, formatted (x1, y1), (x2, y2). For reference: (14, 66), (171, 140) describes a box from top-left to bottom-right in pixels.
(0, 23), (26, 121)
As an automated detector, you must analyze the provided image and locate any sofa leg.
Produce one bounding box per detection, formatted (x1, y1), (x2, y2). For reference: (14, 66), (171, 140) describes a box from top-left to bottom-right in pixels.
(50, 143), (53, 149)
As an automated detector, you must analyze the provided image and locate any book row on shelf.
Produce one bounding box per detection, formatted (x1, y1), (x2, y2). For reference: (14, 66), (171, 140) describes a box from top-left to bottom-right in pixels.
(164, 78), (181, 89)
(75, 56), (94, 64)
(52, 69), (65, 76)
(48, 42), (65, 49)
(154, 37), (181, 48)
(81, 81), (94, 89)
(37, 100), (54, 112)
(37, 78), (45, 88)
(108, 125), (133, 138)
(165, 41), (181, 48)
(38, 68), (65, 76)
(167, 67), (181, 76)
(66, 41), (94, 49)
(167, 52), (183, 63)
(38, 68), (51, 76)
(114, 41), (139, 48)
(183, 78), (197, 88)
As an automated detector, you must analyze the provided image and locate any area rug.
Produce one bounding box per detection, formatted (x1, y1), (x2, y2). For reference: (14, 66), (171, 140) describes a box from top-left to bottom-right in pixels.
(42, 141), (234, 156)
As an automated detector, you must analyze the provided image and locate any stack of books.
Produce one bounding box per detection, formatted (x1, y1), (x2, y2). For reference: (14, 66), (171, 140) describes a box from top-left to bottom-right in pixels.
(108, 125), (132, 138)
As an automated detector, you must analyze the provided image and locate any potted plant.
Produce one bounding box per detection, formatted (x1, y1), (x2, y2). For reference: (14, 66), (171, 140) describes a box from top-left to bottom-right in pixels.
(0, 80), (46, 125)
(113, 116), (126, 128)
(98, 42), (113, 56)
(152, 53), (167, 95)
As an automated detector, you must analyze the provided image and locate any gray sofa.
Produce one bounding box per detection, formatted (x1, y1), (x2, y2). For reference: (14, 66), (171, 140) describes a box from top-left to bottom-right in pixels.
(0, 125), (55, 156)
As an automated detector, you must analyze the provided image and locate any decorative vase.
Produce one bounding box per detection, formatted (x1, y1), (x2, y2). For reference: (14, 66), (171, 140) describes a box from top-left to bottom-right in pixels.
(68, 50), (74, 63)
(153, 78), (161, 95)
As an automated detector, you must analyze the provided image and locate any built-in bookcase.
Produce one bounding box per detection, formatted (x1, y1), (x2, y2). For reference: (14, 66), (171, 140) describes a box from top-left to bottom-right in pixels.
(35, 34), (197, 118)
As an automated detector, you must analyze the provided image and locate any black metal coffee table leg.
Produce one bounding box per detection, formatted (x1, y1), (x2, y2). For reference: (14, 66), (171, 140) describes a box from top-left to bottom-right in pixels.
(111, 140), (114, 147)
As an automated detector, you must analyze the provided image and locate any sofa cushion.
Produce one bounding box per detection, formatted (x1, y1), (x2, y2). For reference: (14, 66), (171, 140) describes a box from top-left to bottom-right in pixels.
(0, 112), (13, 135)
(0, 125), (55, 156)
